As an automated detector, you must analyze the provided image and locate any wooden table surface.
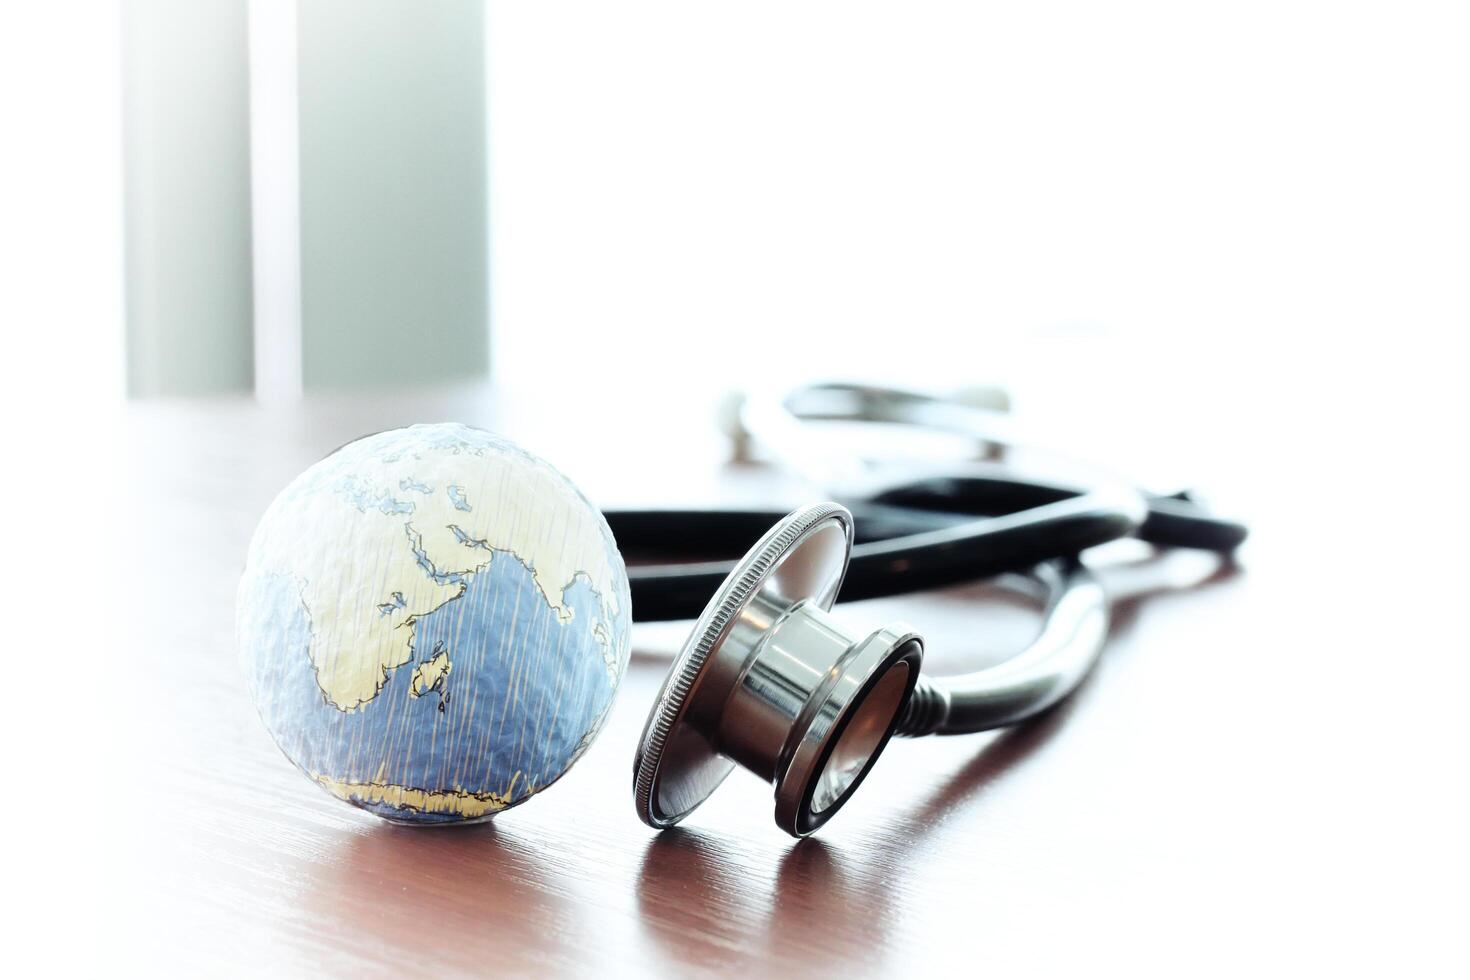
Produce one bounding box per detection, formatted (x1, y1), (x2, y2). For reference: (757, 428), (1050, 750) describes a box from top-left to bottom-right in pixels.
(35, 368), (1467, 977)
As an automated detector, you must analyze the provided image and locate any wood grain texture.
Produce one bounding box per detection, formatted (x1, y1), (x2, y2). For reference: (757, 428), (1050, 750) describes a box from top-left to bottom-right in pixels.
(67, 380), (1466, 976)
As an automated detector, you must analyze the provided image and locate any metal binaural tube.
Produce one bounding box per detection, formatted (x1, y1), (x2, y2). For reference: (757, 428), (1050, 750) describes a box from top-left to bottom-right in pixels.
(894, 559), (1108, 736)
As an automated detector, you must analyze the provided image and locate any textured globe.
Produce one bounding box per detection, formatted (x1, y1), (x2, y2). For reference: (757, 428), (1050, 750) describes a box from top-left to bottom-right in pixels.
(237, 423), (631, 825)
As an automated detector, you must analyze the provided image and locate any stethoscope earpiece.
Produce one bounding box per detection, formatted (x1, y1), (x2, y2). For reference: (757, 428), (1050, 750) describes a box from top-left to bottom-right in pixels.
(633, 503), (923, 838)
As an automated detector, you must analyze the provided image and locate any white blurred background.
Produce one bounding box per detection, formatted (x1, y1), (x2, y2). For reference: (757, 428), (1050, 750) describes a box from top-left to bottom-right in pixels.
(3, 0), (1465, 413)
(490, 1), (1469, 399)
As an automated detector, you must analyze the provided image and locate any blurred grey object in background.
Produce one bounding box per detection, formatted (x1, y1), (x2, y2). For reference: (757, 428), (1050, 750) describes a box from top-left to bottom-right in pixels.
(124, 0), (490, 398)
(124, 0), (254, 396)
(286, 0), (488, 392)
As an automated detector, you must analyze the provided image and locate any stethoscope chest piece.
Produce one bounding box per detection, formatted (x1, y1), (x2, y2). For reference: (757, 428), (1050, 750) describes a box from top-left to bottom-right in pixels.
(633, 502), (923, 837)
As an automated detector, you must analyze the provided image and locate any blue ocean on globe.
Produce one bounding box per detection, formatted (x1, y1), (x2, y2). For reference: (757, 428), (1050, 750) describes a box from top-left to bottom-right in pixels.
(237, 423), (631, 824)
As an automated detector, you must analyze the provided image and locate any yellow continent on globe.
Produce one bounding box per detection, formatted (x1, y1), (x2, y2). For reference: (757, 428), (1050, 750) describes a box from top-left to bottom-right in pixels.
(314, 773), (523, 818)
(248, 433), (624, 712)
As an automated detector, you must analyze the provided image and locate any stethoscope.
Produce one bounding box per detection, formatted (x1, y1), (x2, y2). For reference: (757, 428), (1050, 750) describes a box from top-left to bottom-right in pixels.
(603, 383), (1246, 837)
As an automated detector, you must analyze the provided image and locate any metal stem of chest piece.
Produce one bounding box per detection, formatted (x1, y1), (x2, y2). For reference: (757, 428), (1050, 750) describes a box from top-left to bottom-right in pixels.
(705, 592), (922, 827)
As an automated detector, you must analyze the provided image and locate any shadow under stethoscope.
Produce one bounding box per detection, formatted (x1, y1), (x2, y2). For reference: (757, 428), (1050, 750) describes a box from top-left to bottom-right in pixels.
(633, 703), (1080, 973)
(634, 829), (880, 971)
(633, 548), (1239, 973)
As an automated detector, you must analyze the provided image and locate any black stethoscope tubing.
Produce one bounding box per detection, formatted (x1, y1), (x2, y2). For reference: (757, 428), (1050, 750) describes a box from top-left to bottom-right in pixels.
(606, 466), (1246, 623)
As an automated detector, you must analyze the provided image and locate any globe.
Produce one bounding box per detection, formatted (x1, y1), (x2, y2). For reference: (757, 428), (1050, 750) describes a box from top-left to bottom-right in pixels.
(236, 423), (632, 825)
